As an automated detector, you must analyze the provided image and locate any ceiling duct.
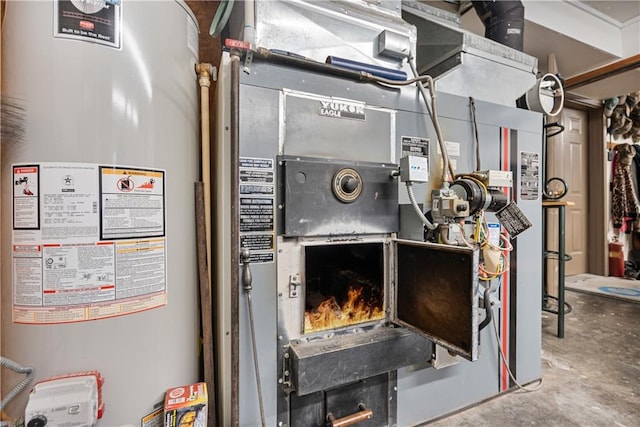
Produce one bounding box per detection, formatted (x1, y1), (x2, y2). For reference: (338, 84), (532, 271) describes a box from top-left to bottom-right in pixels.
(402, 0), (537, 107)
(472, 0), (525, 51)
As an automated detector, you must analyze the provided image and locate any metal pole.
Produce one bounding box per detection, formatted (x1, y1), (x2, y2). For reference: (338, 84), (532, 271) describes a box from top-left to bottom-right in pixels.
(229, 49), (241, 426)
(241, 249), (266, 427)
(558, 205), (565, 338)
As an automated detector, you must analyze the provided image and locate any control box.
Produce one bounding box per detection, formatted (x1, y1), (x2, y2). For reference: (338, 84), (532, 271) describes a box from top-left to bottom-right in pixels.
(400, 155), (429, 183)
(25, 371), (104, 427)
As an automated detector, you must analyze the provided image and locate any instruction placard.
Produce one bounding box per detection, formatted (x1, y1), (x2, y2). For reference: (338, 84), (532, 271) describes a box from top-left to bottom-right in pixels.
(100, 167), (165, 240)
(495, 202), (532, 238)
(11, 162), (167, 324)
(401, 136), (429, 158)
(239, 157), (275, 264)
(54, 0), (122, 49)
(13, 165), (40, 230)
(520, 151), (540, 201)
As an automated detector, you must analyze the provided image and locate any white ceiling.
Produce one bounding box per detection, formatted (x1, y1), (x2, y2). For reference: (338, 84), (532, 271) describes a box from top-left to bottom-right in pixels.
(581, 1), (640, 24)
(458, 0), (640, 102)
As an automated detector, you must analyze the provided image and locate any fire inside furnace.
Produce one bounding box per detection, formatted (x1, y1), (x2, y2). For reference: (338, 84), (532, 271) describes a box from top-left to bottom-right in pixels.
(304, 243), (384, 333)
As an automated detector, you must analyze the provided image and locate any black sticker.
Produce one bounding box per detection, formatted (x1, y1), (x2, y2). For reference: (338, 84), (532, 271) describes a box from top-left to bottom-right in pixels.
(520, 152), (540, 201)
(495, 203), (532, 238)
(240, 234), (274, 252)
(239, 158), (273, 169)
(240, 184), (274, 195)
(54, 0), (121, 49)
(240, 197), (274, 232)
(248, 252), (274, 264)
(240, 169), (274, 183)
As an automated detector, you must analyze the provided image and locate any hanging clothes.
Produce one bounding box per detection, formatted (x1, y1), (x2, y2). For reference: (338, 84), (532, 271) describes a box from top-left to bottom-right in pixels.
(632, 144), (640, 197)
(611, 143), (640, 232)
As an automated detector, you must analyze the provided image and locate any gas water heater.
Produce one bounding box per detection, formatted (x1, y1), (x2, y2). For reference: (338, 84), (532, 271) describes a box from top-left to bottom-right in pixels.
(1, 1), (200, 423)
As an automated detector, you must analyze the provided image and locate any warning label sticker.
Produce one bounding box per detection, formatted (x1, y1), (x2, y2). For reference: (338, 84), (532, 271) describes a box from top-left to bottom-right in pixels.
(240, 184), (274, 196)
(100, 167), (165, 240)
(239, 157), (275, 264)
(11, 162), (167, 324)
(13, 165), (40, 230)
(247, 252), (274, 264)
(240, 169), (274, 183)
(239, 157), (273, 170)
(520, 151), (540, 201)
(54, 0), (122, 49)
(240, 234), (274, 252)
(240, 198), (274, 232)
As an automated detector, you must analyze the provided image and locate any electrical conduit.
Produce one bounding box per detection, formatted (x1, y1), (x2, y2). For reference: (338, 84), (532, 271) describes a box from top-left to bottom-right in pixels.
(0, 357), (35, 412)
(406, 183), (437, 230)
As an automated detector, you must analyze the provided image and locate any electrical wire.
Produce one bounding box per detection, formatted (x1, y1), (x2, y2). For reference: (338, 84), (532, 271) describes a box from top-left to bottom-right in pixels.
(0, 356), (35, 411)
(542, 294), (573, 315)
(491, 313), (543, 392)
(406, 57), (454, 183)
(469, 97), (481, 171)
(478, 287), (493, 330)
(406, 182), (437, 230)
(369, 73), (443, 87)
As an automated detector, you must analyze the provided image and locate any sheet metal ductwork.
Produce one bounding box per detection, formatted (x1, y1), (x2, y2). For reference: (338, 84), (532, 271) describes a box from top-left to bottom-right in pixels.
(472, 1), (525, 51)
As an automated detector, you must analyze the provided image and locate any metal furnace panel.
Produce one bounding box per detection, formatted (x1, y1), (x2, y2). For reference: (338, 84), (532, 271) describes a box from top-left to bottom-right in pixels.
(282, 91), (396, 164)
(280, 156), (398, 236)
(289, 327), (430, 396)
(394, 240), (479, 361)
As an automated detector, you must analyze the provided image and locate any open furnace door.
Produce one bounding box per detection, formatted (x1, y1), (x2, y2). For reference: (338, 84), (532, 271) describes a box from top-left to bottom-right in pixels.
(393, 240), (480, 361)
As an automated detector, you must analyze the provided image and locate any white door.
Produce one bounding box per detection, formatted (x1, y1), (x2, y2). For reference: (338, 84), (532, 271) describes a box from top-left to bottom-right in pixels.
(547, 107), (589, 279)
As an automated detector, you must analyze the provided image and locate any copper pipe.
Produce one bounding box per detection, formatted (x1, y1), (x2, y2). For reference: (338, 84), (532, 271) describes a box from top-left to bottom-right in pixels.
(564, 54), (640, 90)
(195, 63), (214, 291)
(327, 404), (373, 427)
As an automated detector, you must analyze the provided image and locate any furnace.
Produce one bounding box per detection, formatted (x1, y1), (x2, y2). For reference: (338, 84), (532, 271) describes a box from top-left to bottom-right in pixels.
(214, 1), (544, 426)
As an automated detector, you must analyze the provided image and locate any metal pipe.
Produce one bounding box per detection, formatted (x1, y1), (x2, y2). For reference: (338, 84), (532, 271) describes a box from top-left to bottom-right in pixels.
(243, 0), (255, 44)
(327, 404), (373, 427)
(440, 224), (460, 246)
(241, 249), (266, 427)
(558, 205), (565, 338)
(252, 47), (370, 81)
(472, 1), (525, 51)
(229, 49), (241, 427)
(195, 63), (214, 294)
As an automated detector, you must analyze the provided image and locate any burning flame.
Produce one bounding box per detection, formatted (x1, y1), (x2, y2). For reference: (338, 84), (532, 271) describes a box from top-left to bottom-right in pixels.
(304, 286), (384, 333)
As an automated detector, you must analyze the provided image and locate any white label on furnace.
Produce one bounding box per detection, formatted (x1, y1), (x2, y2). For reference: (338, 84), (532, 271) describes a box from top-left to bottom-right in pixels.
(436, 141), (461, 157)
(487, 223), (501, 247)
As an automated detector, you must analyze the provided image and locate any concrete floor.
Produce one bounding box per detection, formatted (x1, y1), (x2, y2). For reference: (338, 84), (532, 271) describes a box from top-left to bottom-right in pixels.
(426, 289), (640, 426)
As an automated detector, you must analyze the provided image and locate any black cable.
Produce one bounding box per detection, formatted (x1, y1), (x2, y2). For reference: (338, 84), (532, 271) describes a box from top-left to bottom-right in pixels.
(542, 294), (573, 314)
(544, 122), (565, 138)
(478, 287), (492, 331)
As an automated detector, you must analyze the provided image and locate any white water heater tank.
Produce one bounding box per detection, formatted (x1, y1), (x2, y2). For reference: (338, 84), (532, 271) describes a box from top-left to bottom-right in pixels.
(1, 1), (200, 424)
